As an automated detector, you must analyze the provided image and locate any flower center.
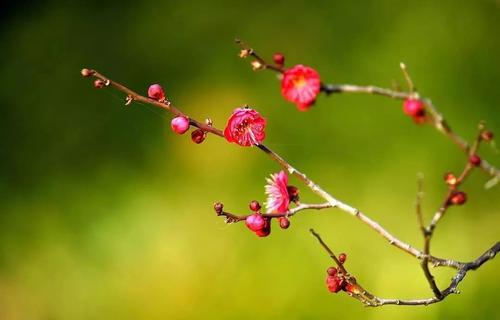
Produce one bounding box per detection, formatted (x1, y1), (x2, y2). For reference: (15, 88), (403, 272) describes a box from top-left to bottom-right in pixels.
(292, 76), (307, 88)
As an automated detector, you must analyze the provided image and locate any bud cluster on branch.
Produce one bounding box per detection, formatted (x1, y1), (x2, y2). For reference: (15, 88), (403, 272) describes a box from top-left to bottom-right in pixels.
(80, 39), (499, 307)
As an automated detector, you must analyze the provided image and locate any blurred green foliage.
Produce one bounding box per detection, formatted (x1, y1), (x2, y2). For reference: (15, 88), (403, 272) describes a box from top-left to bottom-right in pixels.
(0, 0), (499, 319)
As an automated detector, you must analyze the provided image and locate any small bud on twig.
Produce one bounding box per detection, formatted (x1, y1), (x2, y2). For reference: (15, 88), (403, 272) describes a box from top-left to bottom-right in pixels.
(273, 53), (285, 67)
(249, 200), (261, 212)
(278, 216), (290, 229)
(448, 191), (467, 205)
(251, 60), (263, 70)
(214, 202), (224, 215)
(469, 154), (481, 167)
(148, 84), (166, 102)
(444, 172), (458, 187)
(94, 79), (105, 88)
(239, 49), (251, 58)
(81, 68), (93, 77)
(191, 129), (206, 144)
(171, 116), (190, 135)
(338, 253), (347, 264)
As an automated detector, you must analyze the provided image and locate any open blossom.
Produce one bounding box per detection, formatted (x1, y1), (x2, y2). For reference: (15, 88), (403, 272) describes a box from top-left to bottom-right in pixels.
(265, 171), (290, 213)
(224, 107), (266, 146)
(281, 64), (321, 111)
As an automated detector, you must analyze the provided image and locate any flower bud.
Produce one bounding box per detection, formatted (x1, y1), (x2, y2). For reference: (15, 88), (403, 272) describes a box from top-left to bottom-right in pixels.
(449, 191), (467, 205)
(249, 200), (261, 212)
(326, 267), (337, 276)
(94, 79), (105, 88)
(171, 116), (190, 135)
(403, 98), (425, 117)
(278, 217), (290, 229)
(273, 53), (285, 66)
(251, 60), (263, 70)
(239, 49), (251, 58)
(214, 202), (224, 215)
(338, 253), (347, 264)
(469, 154), (481, 167)
(444, 172), (458, 187)
(148, 84), (165, 101)
(245, 213), (265, 232)
(191, 129), (206, 144)
(81, 68), (93, 77)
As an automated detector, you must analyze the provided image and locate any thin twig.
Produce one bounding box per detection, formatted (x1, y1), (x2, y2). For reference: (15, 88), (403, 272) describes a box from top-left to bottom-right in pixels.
(219, 202), (333, 223)
(311, 230), (499, 307)
(373, 242), (500, 306)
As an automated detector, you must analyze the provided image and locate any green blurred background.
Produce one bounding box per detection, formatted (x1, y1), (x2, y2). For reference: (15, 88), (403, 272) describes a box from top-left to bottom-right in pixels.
(1, 0), (499, 319)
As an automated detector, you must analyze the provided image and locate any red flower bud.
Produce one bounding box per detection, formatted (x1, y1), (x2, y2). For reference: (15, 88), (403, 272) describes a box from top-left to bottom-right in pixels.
(94, 79), (105, 88)
(148, 84), (165, 101)
(278, 216), (290, 229)
(171, 116), (190, 135)
(469, 154), (481, 167)
(326, 267), (337, 276)
(403, 98), (425, 117)
(249, 200), (261, 212)
(245, 213), (265, 232)
(338, 253), (347, 264)
(254, 218), (271, 237)
(273, 53), (285, 66)
(326, 275), (344, 293)
(191, 129), (206, 144)
(449, 191), (467, 205)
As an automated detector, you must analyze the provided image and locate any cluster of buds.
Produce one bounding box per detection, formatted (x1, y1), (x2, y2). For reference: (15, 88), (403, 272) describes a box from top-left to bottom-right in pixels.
(325, 254), (357, 294)
(245, 200), (291, 237)
(443, 174), (467, 205)
(147, 84), (208, 144)
(245, 201), (271, 237)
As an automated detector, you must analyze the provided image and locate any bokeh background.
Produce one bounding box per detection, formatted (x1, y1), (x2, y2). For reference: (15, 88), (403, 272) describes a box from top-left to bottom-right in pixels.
(1, 0), (499, 319)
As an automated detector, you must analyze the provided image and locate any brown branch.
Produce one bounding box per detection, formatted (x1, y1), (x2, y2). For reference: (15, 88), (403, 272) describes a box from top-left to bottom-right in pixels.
(374, 241), (500, 306)
(82, 69), (223, 137)
(217, 202), (333, 223)
(322, 88), (499, 180)
(417, 123), (486, 301)
(235, 39), (284, 73)
(311, 229), (499, 307)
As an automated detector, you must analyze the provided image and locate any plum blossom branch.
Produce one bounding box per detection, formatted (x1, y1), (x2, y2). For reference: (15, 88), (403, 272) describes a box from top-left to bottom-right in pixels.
(81, 64), (497, 307)
(237, 42), (500, 182)
(311, 229), (500, 307)
(417, 123), (486, 299)
(81, 69), (223, 137)
(216, 202), (333, 223)
(81, 67), (471, 267)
